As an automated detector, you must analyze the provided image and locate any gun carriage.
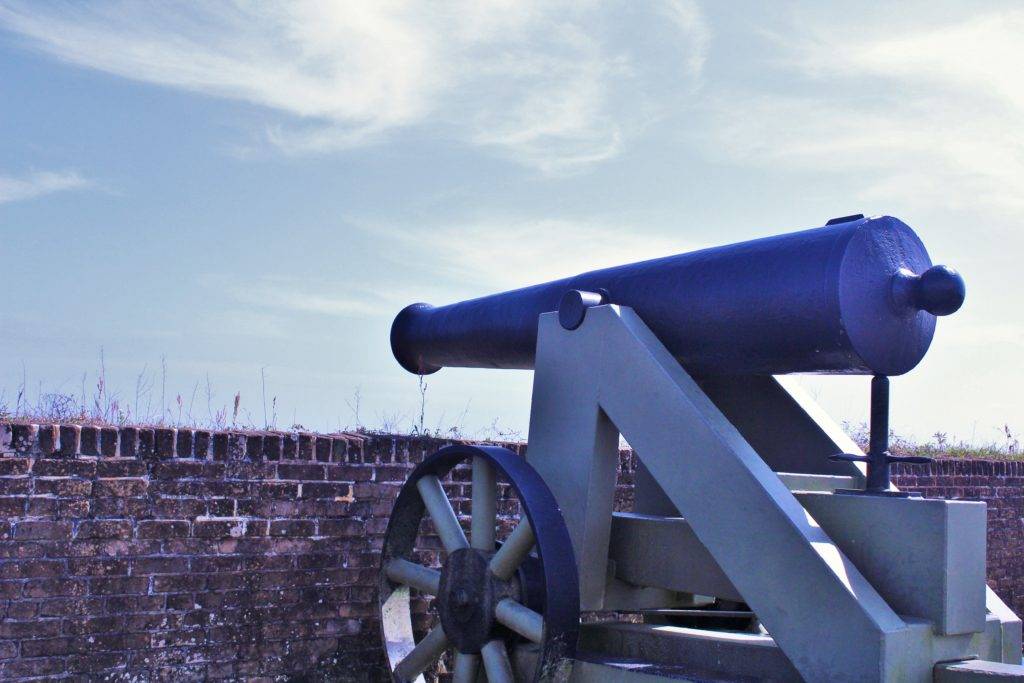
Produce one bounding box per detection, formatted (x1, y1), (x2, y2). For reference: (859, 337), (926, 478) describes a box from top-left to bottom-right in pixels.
(379, 214), (1023, 682)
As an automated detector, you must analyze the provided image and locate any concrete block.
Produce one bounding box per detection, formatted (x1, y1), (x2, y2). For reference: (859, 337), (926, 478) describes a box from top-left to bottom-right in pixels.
(798, 492), (987, 635)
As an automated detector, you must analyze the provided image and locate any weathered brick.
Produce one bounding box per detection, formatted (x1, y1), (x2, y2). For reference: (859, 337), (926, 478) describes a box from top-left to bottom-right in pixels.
(228, 432), (246, 459)
(89, 576), (149, 595)
(0, 458), (30, 476)
(10, 423), (38, 454)
(0, 617), (62, 641)
(31, 458), (96, 477)
(58, 424), (81, 456)
(137, 428), (155, 458)
(100, 426), (119, 457)
(0, 556), (61, 580)
(137, 520), (190, 539)
(67, 558), (129, 577)
(315, 436), (332, 462)
(263, 433), (283, 460)
(0, 477), (30, 495)
(93, 478), (147, 497)
(119, 426), (139, 457)
(269, 519), (316, 537)
(193, 519), (248, 538)
(212, 432), (228, 460)
(193, 429), (211, 459)
(176, 428), (194, 457)
(38, 424), (59, 455)
(278, 463), (325, 481)
(75, 520), (132, 540)
(24, 578), (87, 598)
(298, 433), (315, 460)
(154, 427), (176, 458)
(301, 482), (354, 500)
(245, 433), (264, 459)
(15, 521), (72, 541)
(282, 432), (299, 460)
(0, 422), (1019, 681)
(79, 426), (100, 455)
(96, 459), (145, 477)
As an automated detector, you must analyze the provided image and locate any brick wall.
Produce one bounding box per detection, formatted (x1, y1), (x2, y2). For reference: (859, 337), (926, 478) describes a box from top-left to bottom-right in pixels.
(893, 459), (1024, 622)
(0, 422), (1020, 680)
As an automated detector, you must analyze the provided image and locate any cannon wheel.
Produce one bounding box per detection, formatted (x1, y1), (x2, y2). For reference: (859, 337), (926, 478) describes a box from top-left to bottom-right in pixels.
(379, 445), (579, 682)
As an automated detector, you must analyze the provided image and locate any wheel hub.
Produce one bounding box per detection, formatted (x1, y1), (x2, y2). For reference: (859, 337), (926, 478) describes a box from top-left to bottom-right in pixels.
(438, 548), (519, 654)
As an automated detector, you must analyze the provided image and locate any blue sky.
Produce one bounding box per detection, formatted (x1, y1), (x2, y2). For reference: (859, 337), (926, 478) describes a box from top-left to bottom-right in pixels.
(0, 1), (1021, 445)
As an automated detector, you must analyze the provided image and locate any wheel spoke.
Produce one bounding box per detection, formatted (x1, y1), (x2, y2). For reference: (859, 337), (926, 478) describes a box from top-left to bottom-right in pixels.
(416, 474), (469, 554)
(471, 457), (498, 551)
(481, 639), (514, 683)
(495, 598), (544, 643)
(489, 518), (534, 580)
(385, 558), (441, 595)
(393, 624), (449, 681)
(452, 652), (480, 683)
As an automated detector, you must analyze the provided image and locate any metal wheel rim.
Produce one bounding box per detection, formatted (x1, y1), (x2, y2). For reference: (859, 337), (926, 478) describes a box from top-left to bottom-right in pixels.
(379, 445), (579, 682)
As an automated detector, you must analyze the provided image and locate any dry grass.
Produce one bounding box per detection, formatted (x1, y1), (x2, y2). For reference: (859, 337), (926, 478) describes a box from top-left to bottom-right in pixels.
(0, 354), (1015, 457)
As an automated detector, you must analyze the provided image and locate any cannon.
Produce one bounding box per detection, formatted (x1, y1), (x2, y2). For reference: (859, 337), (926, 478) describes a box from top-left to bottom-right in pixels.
(391, 214), (965, 377)
(379, 214), (1023, 682)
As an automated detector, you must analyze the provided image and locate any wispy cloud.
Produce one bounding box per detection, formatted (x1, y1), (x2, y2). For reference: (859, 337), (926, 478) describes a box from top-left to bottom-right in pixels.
(0, 1), (708, 174)
(699, 8), (1024, 215)
(220, 277), (388, 319)
(367, 218), (702, 294)
(0, 170), (89, 205)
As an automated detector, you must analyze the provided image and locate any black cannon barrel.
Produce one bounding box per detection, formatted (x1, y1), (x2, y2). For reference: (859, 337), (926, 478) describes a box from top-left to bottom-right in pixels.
(391, 215), (965, 377)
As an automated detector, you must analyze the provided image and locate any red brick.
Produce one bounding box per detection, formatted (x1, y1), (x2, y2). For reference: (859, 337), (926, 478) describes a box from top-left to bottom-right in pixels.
(176, 428), (194, 457)
(93, 478), (147, 497)
(35, 477), (91, 496)
(1, 655), (68, 677)
(31, 458), (96, 477)
(263, 433), (283, 460)
(301, 482), (354, 499)
(38, 424), (60, 455)
(0, 477), (30, 495)
(15, 520), (72, 540)
(278, 463), (325, 480)
(212, 432), (228, 460)
(245, 433), (264, 459)
(0, 618), (61, 638)
(228, 432), (247, 459)
(269, 519), (316, 537)
(100, 426), (119, 456)
(119, 426), (139, 457)
(24, 578), (87, 597)
(10, 423), (38, 453)
(137, 427), (155, 458)
(79, 425), (101, 455)
(0, 458), (30, 476)
(155, 427), (176, 458)
(89, 576), (149, 595)
(137, 520), (190, 539)
(282, 433), (299, 459)
(58, 424), (81, 456)
(76, 520), (133, 540)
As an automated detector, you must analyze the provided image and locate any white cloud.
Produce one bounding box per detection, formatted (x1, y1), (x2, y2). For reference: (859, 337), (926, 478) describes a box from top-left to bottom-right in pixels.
(0, 170), (89, 205)
(368, 218), (702, 293)
(223, 277), (387, 318)
(699, 9), (1024, 215)
(0, 1), (707, 174)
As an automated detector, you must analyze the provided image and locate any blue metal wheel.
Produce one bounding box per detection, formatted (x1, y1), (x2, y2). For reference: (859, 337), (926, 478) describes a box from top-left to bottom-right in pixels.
(379, 445), (579, 682)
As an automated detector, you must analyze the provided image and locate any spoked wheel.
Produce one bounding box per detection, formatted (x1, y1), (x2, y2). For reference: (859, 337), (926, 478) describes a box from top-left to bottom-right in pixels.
(379, 445), (579, 682)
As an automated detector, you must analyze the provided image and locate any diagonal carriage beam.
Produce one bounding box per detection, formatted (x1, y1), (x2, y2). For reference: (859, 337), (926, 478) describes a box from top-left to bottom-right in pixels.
(527, 305), (916, 681)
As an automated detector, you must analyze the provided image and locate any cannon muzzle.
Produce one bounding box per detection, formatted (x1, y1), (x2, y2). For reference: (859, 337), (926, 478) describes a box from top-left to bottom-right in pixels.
(391, 215), (964, 377)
